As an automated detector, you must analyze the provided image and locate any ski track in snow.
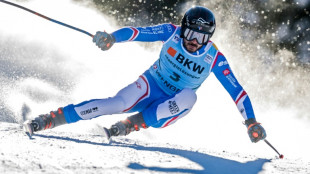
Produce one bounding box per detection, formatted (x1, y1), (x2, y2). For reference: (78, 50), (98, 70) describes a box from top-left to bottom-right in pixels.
(0, 122), (309, 174)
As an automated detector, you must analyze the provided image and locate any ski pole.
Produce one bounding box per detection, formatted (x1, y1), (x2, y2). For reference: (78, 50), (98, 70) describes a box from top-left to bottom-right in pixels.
(264, 139), (284, 159)
(0, 0), (94, 37)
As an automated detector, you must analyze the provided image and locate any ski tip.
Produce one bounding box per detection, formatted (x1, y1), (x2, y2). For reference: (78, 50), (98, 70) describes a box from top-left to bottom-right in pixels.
(25, 132), (34, 139)
(23, 120), (34, 139)
(102, 127), (112, 140)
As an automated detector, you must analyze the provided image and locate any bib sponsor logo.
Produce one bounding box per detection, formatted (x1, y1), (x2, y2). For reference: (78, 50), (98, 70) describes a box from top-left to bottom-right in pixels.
(204, 54), (213, 64)
(166, 47), (206, 74)
(167, 47), (177, 57)
(172, 34), (180, 43)
(175, 54), (205, 74)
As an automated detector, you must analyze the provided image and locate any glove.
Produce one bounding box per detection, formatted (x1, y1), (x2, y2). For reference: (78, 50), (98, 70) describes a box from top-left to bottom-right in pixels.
(92, 31), (115, 51)
(245, 118), (267, 143)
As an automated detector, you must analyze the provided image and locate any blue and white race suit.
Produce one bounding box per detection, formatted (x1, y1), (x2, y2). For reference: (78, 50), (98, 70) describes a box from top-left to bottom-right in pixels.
(63, 24), (255, 128)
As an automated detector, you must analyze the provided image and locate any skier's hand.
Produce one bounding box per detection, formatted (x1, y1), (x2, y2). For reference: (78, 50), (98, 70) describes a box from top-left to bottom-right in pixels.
(245, 118), (267, 143)
(92, 31), (115, 51)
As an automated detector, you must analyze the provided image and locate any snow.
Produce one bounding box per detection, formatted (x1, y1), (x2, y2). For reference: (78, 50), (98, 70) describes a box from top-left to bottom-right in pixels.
(0, 0), (310, 173)
(0, 122), (309, 174)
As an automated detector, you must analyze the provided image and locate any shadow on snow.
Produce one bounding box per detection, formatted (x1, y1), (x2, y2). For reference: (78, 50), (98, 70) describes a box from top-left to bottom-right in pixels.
(34, 134), (270, 174)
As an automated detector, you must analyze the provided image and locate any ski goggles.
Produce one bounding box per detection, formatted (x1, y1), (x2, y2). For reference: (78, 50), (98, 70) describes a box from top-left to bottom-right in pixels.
(183, 28), (210, 45)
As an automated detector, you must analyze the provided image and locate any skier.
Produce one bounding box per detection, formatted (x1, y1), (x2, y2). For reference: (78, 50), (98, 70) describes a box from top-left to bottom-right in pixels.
(23, 6), (266, 143)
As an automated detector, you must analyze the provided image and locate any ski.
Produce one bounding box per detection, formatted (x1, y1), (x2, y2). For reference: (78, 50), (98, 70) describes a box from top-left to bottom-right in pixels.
(23, 120), (34, 139)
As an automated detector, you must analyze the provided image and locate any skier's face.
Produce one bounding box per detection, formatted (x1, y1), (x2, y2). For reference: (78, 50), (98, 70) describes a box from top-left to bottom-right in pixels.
(183, 38), (203, 53)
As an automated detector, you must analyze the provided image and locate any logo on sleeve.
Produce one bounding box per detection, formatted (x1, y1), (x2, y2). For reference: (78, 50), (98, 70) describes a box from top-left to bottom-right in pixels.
(223, 68), (231, 76)
(218, 60), (228, 67)
(167, 25), (172, 32)
(168, 100), (180, 114)
(223, 69), (237, 88)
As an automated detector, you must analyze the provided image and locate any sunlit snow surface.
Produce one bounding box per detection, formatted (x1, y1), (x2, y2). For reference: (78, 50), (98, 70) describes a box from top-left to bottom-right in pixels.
(0, 0), (309, 173)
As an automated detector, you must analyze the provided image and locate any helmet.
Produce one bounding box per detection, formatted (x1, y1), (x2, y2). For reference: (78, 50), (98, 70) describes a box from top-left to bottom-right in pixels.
(181, 6), (216, 45)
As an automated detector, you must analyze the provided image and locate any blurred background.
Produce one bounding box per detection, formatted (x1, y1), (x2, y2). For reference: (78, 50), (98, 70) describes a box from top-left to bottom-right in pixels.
(78, 0), (310, 63)
(77, 0), (310, 117)
(0, 0), (309, 121)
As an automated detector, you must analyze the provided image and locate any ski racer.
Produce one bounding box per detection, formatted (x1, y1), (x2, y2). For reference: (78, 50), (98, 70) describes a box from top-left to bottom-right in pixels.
(23, 6), (266, 143)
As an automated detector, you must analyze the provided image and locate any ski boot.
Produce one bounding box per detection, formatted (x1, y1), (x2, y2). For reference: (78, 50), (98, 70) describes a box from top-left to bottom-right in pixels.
(23, 107), (67, 138)
(103, 112), (148, 140)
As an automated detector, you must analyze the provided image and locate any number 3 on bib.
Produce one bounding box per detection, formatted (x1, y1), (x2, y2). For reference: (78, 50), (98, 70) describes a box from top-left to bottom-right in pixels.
(170, 72), (181, 82)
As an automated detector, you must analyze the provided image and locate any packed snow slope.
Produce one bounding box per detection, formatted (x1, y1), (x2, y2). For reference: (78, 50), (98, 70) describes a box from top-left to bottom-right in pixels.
(0, 0), (309, 173)
(0, 122), (309, 174)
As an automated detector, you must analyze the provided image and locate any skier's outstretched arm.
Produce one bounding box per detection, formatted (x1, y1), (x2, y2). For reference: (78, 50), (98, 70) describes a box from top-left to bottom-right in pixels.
(211, 51), (266, 143)
(93, 23), (177, 51)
